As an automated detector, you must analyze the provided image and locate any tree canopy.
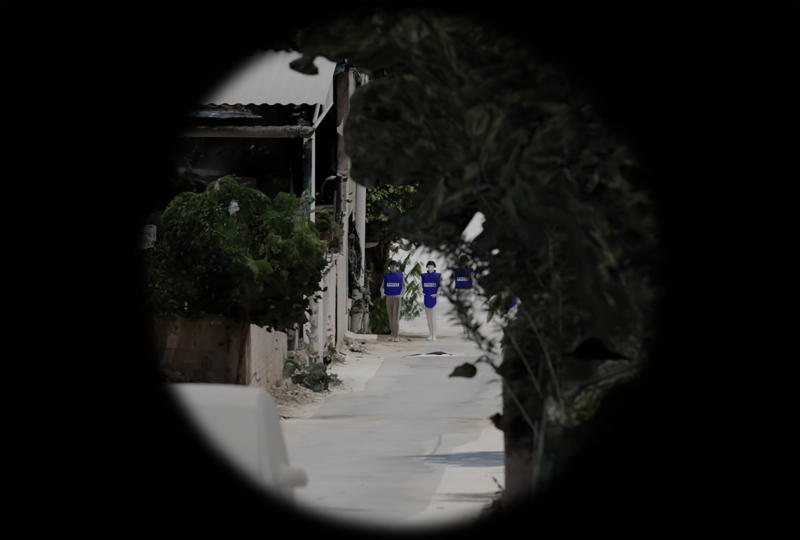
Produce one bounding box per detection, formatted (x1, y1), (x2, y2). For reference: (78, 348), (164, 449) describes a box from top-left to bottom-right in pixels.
(290, 8), (662, 358)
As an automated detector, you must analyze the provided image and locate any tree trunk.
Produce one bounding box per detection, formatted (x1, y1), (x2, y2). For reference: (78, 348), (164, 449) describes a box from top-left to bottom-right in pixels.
(531, 357), (643, 493)
(502, 378), (535, 510)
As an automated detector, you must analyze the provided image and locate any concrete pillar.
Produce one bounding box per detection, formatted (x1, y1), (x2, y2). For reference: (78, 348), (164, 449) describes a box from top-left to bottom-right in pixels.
(310, 134), (316, 224)
(318, 277), (324, 362)
(307, 296), (318, 362)
(356, 172), (366, 287)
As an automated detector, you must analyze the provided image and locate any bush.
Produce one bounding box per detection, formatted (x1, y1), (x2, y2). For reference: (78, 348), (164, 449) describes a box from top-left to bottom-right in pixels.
(282, 358), (342, 393)
(140, 175), (328, 332)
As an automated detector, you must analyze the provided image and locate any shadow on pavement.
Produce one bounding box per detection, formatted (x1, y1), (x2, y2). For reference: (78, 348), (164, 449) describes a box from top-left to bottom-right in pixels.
(405, 451), (504, 467)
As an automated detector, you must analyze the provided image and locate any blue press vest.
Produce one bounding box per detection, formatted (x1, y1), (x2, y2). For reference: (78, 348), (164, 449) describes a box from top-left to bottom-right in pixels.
(383, 272), (403, 296)
(454, 268), (473, 290)
(421, 272), (441, 308)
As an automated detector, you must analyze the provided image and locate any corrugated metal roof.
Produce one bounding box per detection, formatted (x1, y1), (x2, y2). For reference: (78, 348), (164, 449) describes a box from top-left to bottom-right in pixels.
(201, 50), (337, 112)
(186, 105), (261, 118)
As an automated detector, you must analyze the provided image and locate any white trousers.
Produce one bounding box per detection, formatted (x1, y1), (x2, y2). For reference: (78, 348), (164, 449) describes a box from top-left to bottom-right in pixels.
(424, 303), (437, 339)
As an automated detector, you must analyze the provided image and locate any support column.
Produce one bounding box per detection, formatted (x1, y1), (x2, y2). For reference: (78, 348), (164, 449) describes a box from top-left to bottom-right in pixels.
(307, 296), (318, 363)
(310, 134), (316, 223)
(309, 103), (320, 223)
(317, 278), (324, 362)
(356, 172), (366, 287)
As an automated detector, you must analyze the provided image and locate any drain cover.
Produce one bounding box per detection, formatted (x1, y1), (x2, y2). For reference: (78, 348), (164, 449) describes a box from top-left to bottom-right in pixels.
(405, 351), (456, 357)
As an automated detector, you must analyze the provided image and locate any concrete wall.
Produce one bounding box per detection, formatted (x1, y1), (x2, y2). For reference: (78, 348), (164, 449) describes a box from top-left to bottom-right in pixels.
(322, 260), (338, 352)
(152, 315), (241, 384)
(151, 314), (286, 388)
(337, 250), (348, 348)
(245, 325), (287, 390)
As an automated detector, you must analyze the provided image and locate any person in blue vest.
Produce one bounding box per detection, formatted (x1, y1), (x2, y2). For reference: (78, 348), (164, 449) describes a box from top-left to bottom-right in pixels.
(508, 297), (518, 320)
(453, 259), (475, 339)
(421, 261), (441, 341)
(380, 259), (404, 342)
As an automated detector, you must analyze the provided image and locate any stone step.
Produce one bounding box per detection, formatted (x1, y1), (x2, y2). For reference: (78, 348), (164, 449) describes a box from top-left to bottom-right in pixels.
(345, 330), (377, 343)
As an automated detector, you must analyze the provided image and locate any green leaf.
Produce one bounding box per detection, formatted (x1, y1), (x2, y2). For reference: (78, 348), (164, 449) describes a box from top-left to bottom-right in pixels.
(253, 259), (273, 275)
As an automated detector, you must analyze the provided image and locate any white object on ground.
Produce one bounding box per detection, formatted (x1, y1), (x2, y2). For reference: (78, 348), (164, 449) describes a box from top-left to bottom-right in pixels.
(169, 384), (307, 503)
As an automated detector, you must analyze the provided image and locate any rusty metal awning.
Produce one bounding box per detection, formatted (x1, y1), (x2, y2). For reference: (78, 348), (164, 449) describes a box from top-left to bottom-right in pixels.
(200, 50), (337, 112)
(178, 125), (315, 138)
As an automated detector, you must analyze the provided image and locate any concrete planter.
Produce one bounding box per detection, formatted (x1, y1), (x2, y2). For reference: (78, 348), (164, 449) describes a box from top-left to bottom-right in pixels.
(350, 312), (369, 333)
(151, 314), (244, 384)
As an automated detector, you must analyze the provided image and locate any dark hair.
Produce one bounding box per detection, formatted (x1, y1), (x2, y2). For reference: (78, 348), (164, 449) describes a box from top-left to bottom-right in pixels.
(388, 260), (398, 267)
(426, 261), (436, 268)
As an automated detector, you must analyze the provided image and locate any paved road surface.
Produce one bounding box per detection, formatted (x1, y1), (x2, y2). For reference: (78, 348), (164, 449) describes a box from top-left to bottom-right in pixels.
(280, 312), (503, 531)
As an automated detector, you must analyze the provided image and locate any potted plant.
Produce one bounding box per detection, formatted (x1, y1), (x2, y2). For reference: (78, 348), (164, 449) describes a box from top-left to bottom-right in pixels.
(348, 278), (373, 334)
(348, 299), (370, 333)
(315, 209), (344, 246)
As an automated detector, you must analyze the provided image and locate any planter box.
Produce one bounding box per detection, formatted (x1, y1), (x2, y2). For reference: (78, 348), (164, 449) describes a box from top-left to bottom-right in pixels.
(151, 314), (244, 384)
(350, 313), (370, 333)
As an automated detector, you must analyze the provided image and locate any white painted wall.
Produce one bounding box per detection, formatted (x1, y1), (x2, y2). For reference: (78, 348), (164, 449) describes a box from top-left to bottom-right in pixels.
(245, 325), (288, 389)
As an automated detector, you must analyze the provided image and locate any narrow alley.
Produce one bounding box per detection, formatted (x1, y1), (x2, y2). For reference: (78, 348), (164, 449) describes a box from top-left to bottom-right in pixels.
(277, 293), (505, 531)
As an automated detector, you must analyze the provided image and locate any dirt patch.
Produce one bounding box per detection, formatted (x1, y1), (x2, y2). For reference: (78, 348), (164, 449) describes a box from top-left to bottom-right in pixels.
(270, 384), (326, 418)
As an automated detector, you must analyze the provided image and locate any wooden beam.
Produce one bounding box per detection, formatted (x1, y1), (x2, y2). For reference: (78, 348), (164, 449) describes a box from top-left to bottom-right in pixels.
(177, 125), (315, 138)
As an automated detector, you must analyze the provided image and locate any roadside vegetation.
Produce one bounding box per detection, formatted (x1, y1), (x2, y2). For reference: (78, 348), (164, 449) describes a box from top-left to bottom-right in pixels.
(289, 7), (662, 506)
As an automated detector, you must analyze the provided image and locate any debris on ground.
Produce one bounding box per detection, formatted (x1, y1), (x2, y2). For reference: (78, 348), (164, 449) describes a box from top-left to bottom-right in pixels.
(269, 383), (324, 415)
(475, 477), (505, 520)
(324, 343), (346, 365)
(159, 368), (194, 383)
(282, 358), (343, 392)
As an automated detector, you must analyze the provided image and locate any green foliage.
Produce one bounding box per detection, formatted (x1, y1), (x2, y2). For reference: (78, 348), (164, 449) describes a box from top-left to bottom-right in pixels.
(365, 183), (417, 225)
(290, 10), (662, 483)
(315, 209), (344, 238)
(283, 358), (302, 379)
(369, 295), (391, 334)
(290, 11), (662, 355)
(282, 358), (342, 393)
(394, 244), (424, 322)
(140, 175), (327, 331)
(348, 303), (369, 315)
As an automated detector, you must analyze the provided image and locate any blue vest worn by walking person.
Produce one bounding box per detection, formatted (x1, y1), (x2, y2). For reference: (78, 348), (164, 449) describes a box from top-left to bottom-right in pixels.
(454, 268), (473, 290)
(421, 272), (441, 308)
(509, 298), (517, 309)
(383, 272), (403, 296)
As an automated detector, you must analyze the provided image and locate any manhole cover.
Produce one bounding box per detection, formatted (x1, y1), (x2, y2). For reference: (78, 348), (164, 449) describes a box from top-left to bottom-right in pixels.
(405, 351), (456, 357)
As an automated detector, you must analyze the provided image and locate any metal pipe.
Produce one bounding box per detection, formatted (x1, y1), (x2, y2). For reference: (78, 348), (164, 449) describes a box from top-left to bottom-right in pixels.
(177, 125), (315, 138)
(355, 169), (366, 288)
